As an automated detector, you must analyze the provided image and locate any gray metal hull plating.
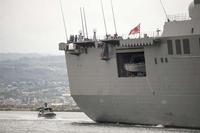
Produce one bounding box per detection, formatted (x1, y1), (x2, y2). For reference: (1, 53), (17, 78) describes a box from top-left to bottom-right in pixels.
(65, 40), (200, 128)
(60, 0), (200, 127)
(73, 95), (200, 127)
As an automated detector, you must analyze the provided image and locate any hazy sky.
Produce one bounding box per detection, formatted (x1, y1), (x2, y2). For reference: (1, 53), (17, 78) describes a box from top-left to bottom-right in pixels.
(0, 0), (192, 55)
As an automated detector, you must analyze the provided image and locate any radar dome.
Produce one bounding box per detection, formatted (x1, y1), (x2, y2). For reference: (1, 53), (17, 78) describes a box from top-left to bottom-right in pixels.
(189, 0), (200, 19)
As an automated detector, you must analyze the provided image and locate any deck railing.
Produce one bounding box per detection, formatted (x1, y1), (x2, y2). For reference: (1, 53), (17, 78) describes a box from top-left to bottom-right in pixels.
(121, 31), (162, 39)
(94, 31), (162, 40)
(167, 13), (190, 22)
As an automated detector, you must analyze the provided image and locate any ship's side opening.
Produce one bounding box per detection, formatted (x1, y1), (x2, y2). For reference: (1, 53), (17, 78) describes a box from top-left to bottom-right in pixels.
(116, 50), (146, 77)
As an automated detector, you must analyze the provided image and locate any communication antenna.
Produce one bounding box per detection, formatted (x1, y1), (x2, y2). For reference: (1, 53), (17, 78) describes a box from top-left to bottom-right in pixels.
(83, 8), (89, 39)
(100, 0), (108, 36)
(58, 0), (68, 42)
(111, 0), (117, 34)
(159, 0), (170, 22)
(80, 7), (85, 38)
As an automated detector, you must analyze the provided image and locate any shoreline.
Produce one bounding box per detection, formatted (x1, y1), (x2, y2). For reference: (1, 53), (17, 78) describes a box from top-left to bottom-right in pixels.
(0, 105), (80, 112)
(0, 108), (81, 112)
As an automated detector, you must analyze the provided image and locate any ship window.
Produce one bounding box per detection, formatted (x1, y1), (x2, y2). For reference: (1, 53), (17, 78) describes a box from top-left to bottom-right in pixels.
(194, 0), (200, 5)
(191, 28), (194, 34)
(116, 52), (146, 77)
(160, 58), (164, 63)
(199, 38), (200, 49)
(165, 58), (168, 63)
(175, 39), (182, 55)
(183, 39), (190, 54)
(154, 58), (157, 64)
(167, 40), (173, 55)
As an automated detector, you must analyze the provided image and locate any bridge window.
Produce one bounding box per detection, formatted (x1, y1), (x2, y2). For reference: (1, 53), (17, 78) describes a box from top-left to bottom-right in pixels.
(183, 39), (190, 54)
(175, 39), (182, 55)
(167, 40), (173, 55)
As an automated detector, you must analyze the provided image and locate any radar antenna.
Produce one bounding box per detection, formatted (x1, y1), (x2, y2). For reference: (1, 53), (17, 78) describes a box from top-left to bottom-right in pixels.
(159, 0), (170, 22)
(58, 0), (68, 42)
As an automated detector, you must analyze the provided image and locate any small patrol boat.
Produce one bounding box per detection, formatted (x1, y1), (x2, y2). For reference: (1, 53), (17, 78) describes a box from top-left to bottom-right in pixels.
(38, 103), (56, 118)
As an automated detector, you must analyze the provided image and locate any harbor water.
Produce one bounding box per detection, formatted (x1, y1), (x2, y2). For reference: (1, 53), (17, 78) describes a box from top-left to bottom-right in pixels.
(0, 111), (199, 133)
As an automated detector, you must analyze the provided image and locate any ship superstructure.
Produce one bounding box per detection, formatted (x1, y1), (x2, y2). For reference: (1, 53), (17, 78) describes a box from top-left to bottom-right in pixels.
(59, 0), (200, 128)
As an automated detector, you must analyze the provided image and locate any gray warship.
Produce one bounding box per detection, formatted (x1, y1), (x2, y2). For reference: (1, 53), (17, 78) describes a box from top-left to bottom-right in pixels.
(59, 0), (200, 128)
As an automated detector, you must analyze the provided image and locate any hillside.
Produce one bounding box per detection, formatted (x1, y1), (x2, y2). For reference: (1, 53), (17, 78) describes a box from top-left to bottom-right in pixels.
(0, 53), (77, 110)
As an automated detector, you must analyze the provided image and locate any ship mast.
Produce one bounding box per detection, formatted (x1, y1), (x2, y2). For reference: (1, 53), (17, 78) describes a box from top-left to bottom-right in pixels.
(159, 0), (170, 22)
(58, 0), (68, 42)
(80, 7), (85, 38)
(83, 8), (89, 39)
(111, 0), (117, 35)
(100, 0), (108, 36)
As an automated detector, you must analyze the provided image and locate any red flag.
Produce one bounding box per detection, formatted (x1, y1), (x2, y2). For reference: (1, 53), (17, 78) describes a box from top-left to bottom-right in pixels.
(129, 23), (140, 35)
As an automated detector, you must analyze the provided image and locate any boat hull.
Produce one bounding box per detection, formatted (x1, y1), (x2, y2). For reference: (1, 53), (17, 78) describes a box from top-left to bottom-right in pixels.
(72, 94), (200, 128)
(64, 36), (200, 128)
(38, 112), (56, 118)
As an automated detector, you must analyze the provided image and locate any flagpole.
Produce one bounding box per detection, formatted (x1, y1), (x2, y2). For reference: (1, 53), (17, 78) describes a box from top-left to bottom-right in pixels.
(139, 23), (141, 38)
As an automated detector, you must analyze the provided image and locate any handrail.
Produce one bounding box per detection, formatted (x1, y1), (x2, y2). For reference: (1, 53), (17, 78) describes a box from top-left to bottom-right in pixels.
(95, 31), (162, 40)
(167, 13), (190, 22)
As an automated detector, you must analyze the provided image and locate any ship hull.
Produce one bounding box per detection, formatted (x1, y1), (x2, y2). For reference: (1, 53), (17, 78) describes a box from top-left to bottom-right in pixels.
(72, 94), (200, 127)
(64, 35), (200, 128)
